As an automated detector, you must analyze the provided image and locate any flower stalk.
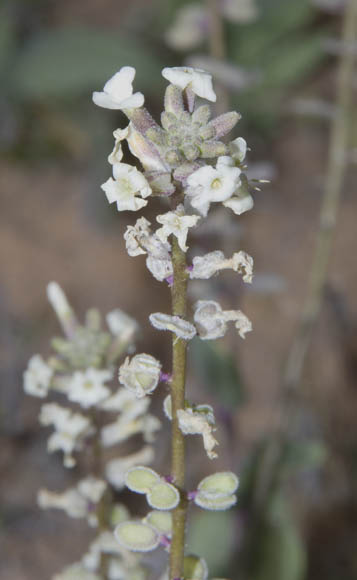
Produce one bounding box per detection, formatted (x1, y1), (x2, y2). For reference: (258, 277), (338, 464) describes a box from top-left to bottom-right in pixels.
(170, 234), (189, 579)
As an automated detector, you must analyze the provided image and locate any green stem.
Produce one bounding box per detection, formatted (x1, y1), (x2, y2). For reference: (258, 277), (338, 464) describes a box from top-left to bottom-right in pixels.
(282, 0), (357, 394)
(169, 235), (189, 580)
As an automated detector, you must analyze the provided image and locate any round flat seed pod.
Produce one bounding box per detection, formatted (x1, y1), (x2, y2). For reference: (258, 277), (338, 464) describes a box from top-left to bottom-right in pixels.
(147, 481), (180, 510)
(125, 467), (159, 494)
(145, 510), (172, 536)
(115, 521), (159, 552)
(184, 554), (209, 580)
(197, 472), (239, 498)
(194, 492), (237, 511)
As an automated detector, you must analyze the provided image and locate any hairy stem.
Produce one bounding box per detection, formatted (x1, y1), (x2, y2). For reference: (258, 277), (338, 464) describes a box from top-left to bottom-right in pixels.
(169, 235), (189, 579)
(282, 0), (357, 394)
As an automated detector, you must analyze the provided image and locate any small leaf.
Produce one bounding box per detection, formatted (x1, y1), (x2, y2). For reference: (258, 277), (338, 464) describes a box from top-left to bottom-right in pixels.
(125, 467), (159, 494)
(147, 481), (180, 511)
(115, 521), (159, 552)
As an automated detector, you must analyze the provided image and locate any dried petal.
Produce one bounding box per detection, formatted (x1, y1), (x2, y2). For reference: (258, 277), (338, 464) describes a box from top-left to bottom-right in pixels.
(149, 313), (196, 340)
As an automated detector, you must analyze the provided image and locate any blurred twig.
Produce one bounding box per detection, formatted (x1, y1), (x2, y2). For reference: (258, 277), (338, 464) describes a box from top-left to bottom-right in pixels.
(206, 0), (230, 114)
(282, 0), (357, 394)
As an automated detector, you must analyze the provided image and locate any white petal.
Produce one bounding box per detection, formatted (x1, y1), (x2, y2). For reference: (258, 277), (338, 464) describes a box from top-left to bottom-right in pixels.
(92, 91), (122, 110)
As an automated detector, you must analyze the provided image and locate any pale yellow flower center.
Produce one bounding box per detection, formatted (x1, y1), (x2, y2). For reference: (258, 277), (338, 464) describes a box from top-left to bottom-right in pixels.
(211, 178), (222, 189)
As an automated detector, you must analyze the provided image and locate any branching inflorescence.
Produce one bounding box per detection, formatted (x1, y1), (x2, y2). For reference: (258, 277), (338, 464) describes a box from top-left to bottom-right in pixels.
(24, 65), (261, 580)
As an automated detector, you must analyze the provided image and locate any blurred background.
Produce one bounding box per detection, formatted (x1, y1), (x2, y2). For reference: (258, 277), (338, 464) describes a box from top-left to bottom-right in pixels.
(1, 0), (357, 578)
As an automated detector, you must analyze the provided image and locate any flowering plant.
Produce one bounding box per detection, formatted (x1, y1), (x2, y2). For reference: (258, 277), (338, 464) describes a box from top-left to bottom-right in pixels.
(24, 64), (263, 580)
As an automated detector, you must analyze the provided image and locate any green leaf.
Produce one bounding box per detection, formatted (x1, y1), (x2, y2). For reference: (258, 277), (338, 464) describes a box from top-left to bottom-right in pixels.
(188, 511), (235, 575)
(190, 338), (244, 407)
(248, 495), (306, 580)
(10, 26), (165, 100)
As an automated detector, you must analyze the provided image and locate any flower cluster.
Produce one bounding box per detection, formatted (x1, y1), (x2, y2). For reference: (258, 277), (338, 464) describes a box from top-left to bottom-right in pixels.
(166, 0), (259, 51)
(24, 63), (260, 580)
(89, 64), (260, 579)
(23, 284), (160, 579)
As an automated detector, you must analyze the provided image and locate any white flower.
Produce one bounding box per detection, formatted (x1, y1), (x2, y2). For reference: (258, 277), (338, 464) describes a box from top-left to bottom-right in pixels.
(162, 66), (216, 102)
(149, 313), (197, 340)
(177, 408), (218, 459)
(106, 309), (138, 341)
(124, 218), (173, 281)
(101, 163), (152, 212)
(38, 488), (87, 518)
(119, 354), (162, 398)
(67, 368), (112, 409)
(39, 403), (93, 467)
(77, 477), (107, 504)
(100, 388), (150, 417)
(156, 204), (200, 252)
(23, 354), (53, 398)
(165, 4), (208, 51)
(38, 477), (106, 524)
(105, 446), (155, 490)
(223, 191), (254, 215)
(108, 127), (129, 165)
(228, 137), (247, 163)
(190, 250), (253, 282)
(194, 300), (252, 340)
(101, 413), (161, 448)
(92, 66), (144, 110)
(186, 157), (241, 216)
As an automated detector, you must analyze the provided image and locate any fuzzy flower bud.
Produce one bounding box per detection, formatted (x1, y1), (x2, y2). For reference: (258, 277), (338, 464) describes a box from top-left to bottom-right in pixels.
(118, 353), (162, 398)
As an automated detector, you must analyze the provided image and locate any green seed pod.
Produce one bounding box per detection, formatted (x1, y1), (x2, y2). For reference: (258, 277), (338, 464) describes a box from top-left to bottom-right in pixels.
(115, 521), (159, 552)
(125, 466), (160, 494)
(147, 481), (180, 510)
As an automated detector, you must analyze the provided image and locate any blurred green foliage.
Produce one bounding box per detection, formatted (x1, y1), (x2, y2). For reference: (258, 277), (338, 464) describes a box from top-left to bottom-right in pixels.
(190, 338), (244, 408)
(10, 26), (165, 100)
(188, 510), (235, 576)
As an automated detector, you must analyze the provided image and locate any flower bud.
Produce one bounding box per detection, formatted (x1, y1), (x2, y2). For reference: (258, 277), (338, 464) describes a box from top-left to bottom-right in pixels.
(119, 353), (162, 398)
